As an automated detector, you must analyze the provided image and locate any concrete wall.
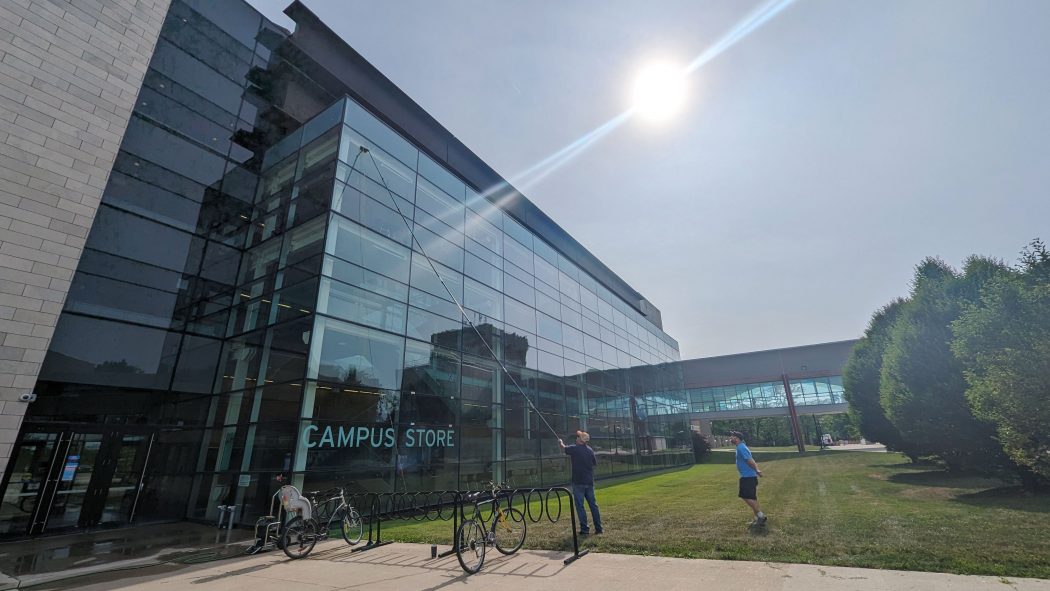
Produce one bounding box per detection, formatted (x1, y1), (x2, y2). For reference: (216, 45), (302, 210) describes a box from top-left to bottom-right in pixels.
(0, 0), (171, 475)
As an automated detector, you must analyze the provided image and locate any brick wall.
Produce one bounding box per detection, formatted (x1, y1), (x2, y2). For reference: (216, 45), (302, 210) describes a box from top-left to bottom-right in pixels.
(0, 0), (171, 475)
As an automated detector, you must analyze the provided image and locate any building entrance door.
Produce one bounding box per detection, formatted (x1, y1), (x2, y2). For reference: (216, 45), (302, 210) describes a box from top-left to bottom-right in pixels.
(0, 426), (155, 536)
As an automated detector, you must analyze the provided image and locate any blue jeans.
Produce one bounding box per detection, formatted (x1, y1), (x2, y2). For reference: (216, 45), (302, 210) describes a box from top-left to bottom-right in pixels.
(572, 484), (602, 533)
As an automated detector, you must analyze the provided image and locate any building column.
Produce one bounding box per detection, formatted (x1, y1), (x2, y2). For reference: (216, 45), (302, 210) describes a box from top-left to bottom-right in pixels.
(781, 374), (806, 453)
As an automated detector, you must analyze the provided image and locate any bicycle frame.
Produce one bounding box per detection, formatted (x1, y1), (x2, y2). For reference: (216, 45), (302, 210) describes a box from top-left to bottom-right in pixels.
(462, 491), (507, 533)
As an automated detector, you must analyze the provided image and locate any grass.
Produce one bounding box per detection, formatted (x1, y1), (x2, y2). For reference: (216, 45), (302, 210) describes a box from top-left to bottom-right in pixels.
(381, 450), (1050, 578)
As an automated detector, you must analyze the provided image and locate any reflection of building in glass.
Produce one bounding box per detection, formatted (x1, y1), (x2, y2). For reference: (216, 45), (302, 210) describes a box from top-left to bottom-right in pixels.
(0, 0), (687, 539)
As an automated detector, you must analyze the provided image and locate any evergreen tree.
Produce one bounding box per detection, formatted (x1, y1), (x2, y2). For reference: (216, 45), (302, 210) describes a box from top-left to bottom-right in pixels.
(843, 299), (912, 456)
(952, 240), (1050, 485)
(879, 257), (1012, 473)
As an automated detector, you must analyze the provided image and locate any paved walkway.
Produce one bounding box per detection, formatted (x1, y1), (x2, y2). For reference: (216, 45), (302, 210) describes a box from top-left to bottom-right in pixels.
(29, 541), (1050, 591)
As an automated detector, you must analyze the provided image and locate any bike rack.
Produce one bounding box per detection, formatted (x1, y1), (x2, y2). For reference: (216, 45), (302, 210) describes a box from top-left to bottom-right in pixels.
(350, 493), (392, 553)
(558, 486), (589, 565)
(247, 484), (588, 568)
(432, 485), (589, 567)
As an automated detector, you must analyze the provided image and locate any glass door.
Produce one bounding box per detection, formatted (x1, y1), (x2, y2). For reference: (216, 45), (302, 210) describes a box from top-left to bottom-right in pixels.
(0, 427), (157, 536)
(37, 432), (104, 532)
(0, 432), (61, 535)
(89, 433), (154, 527)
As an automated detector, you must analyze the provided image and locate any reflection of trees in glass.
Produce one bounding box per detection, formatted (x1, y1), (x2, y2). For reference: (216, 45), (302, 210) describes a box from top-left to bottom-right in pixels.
(375, 390), (399, 422)
(95, 360), (144, 374)
(330, 358), (379, 388)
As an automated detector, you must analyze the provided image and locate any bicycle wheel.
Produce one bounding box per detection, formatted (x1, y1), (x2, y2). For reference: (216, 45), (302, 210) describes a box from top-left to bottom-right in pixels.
(281, 516), (317, 559)
(340, 508), (364, 545)
(492, 507), (526, 555)
(455, 519), (487, 574)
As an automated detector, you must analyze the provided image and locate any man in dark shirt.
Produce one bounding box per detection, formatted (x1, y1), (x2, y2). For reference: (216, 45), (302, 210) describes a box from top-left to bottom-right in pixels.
(559, 430), (602, 535)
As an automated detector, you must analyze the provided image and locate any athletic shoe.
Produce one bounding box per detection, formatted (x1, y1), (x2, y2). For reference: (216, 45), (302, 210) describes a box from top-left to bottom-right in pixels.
(757, 516), (768, 526)
(579, 530), (590, 536)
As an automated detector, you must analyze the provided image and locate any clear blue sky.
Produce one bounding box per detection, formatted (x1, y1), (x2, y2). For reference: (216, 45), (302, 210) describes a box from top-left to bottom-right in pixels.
(247, 0), (1050, 359)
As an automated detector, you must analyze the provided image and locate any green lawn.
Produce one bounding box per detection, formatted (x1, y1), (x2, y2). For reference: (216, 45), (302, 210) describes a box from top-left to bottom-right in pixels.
(382, 450), (1050, 578)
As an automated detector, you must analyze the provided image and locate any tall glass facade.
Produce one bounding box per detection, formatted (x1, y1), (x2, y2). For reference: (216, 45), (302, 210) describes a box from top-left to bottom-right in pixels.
(0, 0), (687, 537)
(213, 96), (688, 510)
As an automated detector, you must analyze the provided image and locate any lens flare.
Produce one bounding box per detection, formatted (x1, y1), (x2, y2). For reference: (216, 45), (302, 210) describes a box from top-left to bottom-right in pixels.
(477, 0), (797, 195)
(632, 62), (688, 122)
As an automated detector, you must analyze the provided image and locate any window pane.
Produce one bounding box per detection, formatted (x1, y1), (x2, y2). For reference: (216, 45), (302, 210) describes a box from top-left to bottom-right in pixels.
(319, 277), (407, 334)
(345, 100), (419, 168)
(406, 307), (463, 349)
(40, 314), (181, 389)
(327, 217), (411, 283)
(310, 317), (405, 391)
(463, 278), (502, 321)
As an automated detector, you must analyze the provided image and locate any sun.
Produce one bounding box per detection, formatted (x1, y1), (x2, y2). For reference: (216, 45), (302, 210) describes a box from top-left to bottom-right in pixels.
(632, 62), (688, 122)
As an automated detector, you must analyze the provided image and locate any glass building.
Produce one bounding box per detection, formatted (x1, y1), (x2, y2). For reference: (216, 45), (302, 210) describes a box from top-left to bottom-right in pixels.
(0, 0), (687, 537)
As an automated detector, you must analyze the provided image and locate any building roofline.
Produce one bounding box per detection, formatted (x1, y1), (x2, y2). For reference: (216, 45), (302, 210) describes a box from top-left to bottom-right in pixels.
(683, 339), (860, 363)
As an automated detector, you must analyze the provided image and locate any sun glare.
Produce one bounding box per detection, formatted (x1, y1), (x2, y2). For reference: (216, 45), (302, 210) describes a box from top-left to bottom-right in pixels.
(632, 62), (688, 122)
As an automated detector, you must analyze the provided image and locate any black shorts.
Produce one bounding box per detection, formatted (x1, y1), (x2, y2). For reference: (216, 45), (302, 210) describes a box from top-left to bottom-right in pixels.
(738, 477), (758, 500)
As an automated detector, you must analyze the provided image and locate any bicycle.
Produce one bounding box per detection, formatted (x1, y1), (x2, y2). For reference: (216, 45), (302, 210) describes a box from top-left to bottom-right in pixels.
(280, 485), (364, 559)
(455, 482), (526, 574)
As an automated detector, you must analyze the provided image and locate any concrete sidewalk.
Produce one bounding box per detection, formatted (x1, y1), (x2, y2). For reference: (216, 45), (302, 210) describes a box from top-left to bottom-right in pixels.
(31, 540), (1050, 591)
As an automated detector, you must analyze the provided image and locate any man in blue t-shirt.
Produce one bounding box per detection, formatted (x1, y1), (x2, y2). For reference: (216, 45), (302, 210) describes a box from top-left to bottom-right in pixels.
(559, 430), (602, 535)
(730, 431), (767, 526)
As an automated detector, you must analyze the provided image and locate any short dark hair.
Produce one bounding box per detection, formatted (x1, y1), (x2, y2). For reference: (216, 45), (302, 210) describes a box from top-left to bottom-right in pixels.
(729, 431), (745, 440)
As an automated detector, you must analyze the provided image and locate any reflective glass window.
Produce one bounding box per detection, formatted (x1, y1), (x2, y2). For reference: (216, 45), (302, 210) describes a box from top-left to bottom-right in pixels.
(414, 207), (462, 246)
(319, 277), (408, 334)
(561, 305), (583, 330)
(463, 278), (502, 322)
(415, 177), (464, 232)
(409, 288), (462, 322)
(409, 255), (463, 302)
(532, 238), (558, 266)
(534, 256), (559, 290)
(150, 39), (243, 115)
(340, 127), (417, 199)
(504, 298), (535, 334)
(502, 215), (532, 250)
(327, 217), (411, 283)
(536, 313), (562, 344)
(322, 256), (408, 302)
(503, 234), (533, 274)
(417, 153), (464, 201)
(535, 291), (560, 318)
(310, 317), (405, 390)
(65, 274), (178, 328)
(563, 325), (584, 353)
(465, 210), (502, 255)
(402, 340), (460, 398)
(412, 225), (463, 272)
(406, 307), (462, 350)
(503, 273), (534, 307)
(464, 252), (502, 291)
(345, 100), (419, 168)
(40, 314), (181, 389)
(337, 167), (414, 216)
(334, 186), (412, 247)
(87, 205), (195, 272)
